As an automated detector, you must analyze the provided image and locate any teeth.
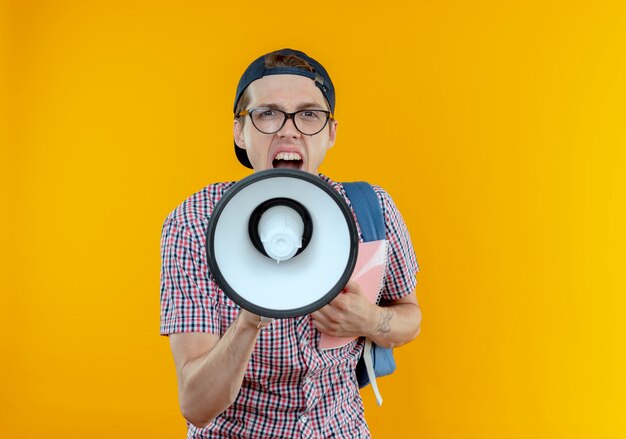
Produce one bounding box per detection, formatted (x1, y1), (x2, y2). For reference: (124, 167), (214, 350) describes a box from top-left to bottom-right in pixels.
(275, 152), (302, 161)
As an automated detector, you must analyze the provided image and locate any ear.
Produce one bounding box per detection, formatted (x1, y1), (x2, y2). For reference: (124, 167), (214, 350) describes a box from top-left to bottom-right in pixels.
(327, 119), (338, 149)
(234, 118), (246, 149)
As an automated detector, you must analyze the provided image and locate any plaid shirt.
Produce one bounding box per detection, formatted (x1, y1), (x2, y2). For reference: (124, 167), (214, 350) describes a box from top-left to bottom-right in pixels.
(160, 174), (418, 439)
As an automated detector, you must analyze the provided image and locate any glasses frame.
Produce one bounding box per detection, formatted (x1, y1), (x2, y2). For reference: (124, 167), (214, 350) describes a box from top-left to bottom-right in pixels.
(238, 107), (334, 136)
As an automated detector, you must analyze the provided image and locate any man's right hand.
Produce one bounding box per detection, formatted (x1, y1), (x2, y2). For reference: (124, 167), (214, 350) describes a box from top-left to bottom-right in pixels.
(168, 308), (264, 428)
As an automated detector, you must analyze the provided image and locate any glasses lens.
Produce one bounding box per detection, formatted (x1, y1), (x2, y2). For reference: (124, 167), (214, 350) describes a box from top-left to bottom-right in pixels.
(294, 110), (329, 135)
(250, 109), (285, 134)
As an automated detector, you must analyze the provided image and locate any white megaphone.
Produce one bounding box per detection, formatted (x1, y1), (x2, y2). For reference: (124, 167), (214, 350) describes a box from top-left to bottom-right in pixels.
(205, 169), (358, 318)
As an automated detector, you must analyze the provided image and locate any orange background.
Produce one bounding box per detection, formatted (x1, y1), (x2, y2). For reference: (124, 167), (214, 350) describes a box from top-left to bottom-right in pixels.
(2, 1), (625, 437)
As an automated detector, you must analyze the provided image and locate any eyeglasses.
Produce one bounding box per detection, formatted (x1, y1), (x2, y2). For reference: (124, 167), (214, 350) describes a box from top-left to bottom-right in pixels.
(238, 107), (334, 136)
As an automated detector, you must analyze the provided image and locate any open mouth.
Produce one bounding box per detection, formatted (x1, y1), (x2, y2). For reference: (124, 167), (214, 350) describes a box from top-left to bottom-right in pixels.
(272, 152), (303, 170)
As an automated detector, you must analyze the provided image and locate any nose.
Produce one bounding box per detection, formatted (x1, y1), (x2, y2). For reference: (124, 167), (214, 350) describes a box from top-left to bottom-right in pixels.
(277, 114), (301, 138)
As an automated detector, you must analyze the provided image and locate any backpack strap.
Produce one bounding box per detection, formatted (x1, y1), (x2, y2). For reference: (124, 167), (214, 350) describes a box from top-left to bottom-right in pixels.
(342, 182), (385, 242)
(343, 181), (388, 406)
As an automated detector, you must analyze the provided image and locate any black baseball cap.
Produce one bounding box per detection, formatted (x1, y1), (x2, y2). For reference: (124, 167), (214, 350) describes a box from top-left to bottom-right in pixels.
(233, 49), (335, 169)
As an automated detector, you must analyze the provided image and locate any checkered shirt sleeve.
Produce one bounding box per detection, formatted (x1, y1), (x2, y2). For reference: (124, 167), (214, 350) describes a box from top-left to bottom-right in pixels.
(160, 183), (234, 336)
(372, 185), (419, 302)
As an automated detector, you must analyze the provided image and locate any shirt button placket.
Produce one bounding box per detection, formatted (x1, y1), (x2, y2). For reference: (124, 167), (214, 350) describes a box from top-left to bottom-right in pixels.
(302, 375), (318, 409)
(298, 414), (319, 439)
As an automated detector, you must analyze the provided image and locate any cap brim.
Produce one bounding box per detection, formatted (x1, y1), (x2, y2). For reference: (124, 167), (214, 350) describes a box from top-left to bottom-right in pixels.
(234, 142), (253, 169)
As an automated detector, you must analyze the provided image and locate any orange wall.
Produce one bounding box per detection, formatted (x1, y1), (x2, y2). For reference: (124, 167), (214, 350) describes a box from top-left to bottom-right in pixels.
(2, 1), (625, 437)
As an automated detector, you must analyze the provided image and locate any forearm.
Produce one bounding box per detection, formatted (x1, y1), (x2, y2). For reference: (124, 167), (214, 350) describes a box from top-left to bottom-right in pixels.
(178, 314), (261, 428)
(368, 301), (421, 349)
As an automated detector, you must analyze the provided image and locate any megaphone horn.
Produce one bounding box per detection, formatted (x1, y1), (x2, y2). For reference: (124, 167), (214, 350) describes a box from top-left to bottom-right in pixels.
(205, 169), (358, 318)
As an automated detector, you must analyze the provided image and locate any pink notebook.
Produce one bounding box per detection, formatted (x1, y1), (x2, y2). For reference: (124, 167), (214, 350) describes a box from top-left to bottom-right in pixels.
(318, 240), (388, 350)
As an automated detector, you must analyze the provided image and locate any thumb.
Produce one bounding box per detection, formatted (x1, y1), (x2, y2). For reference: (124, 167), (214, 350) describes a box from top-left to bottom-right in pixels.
(342, 280), (363, 295)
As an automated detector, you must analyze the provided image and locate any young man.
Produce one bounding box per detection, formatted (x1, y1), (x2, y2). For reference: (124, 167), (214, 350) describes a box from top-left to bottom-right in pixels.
(160, 49), (421, 438)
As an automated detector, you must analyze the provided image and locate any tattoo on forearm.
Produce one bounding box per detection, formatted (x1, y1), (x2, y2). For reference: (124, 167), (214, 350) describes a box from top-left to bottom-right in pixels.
(373, 309), (393, 336)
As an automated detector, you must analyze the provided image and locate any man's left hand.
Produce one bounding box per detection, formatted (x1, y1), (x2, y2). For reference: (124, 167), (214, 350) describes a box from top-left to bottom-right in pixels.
(310, 280), (378, 338)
